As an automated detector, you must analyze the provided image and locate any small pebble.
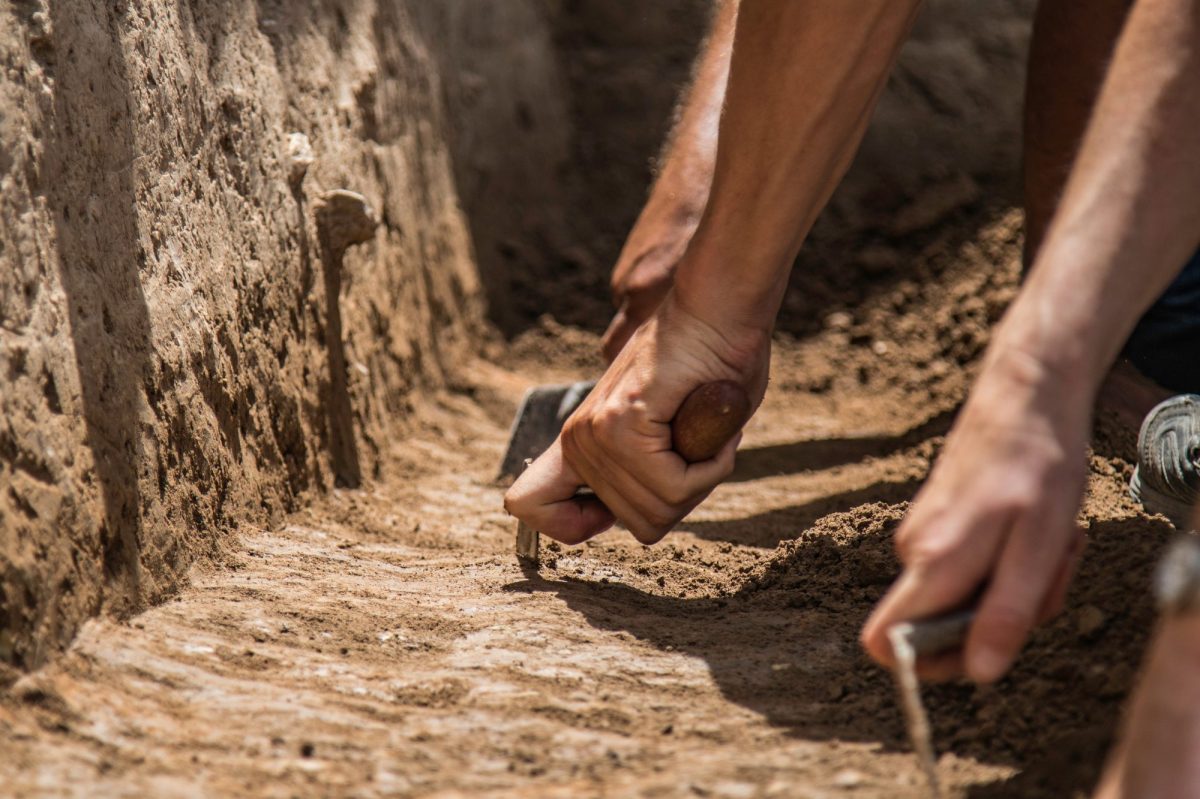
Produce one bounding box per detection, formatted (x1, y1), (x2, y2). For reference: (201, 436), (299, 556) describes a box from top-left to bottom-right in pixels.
(287, 132), (314, 187)
(826, 311), (853, 331)
(833, 769), (865, 788)
(1076, 604), (1107, 637)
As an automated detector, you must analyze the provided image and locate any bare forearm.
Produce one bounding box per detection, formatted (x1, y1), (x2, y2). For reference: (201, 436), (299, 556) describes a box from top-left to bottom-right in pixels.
(675, 0), (922, 332)
(605, 0), (737, 343)
(1001, 0), (1200, 392)
(647, 0), (737, 221)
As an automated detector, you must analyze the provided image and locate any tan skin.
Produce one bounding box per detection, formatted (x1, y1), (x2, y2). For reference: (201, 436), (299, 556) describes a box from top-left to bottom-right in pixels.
(506, 0), (924, 542)
(606, 0), (1170, 425)
(863, 0), (1200, 682)
(507, 0), (1200, 793)
(1094, 503), (1200, 799)
(1024, 0), (1174, 432)
(600, 0), (737, 363)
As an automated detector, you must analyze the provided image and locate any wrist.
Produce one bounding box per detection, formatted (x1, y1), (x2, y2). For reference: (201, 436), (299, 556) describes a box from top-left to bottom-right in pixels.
(987, 295), (1113, 402)
(671, 257), (784, 341)
(671, 223), (792, 339)
(975, 324), (1100, 429)
(658, 288), (772, 377)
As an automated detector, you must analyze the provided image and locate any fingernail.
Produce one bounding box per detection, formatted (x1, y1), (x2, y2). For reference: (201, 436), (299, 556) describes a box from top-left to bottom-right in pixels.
(968, 645), (1009, 683)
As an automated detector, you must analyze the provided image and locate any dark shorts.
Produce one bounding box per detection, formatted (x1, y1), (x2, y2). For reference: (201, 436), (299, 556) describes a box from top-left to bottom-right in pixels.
(1124, 250), (1200, 394)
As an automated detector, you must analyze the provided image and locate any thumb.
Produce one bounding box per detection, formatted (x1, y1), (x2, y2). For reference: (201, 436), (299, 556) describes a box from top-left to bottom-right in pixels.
(503, 438), (616, 544)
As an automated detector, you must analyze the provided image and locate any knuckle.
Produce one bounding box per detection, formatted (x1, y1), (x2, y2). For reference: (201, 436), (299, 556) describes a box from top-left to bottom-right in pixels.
(659, 482), (691, 508)
(559, 423), (582, 461)
(859, 625), (882, 661)
(502, 483), (530, 518)
(642, 506), (679, 536)
(901, 536), (957, 572)
(1000, 488), (1038, 514)
(630, 525), (668, 545)
(590, 404), (621, 443)
(718, 456), (736, 482)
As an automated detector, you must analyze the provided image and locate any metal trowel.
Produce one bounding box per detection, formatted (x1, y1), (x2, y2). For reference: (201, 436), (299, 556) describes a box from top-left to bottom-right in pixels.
(498, 380), (597, 482)
(499, 380), (597, 564)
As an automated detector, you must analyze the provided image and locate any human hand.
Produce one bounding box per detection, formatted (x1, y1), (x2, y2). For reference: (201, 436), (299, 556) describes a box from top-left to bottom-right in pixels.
(601, 202), (701, 363)
(506, 292), (769, 544)
(861, 348), (1091, 683)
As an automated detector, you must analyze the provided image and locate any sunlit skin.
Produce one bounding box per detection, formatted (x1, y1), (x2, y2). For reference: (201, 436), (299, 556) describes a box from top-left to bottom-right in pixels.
(599, 0), (736, 363)
(505, 1), (1200, 793)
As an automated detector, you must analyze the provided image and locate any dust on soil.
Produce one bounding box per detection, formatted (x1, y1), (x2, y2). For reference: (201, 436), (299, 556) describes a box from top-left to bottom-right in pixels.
(0, 206), (1177, 798)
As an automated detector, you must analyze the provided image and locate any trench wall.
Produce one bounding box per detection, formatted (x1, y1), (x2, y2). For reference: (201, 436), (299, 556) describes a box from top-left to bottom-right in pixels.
(0, 0), (571, 668)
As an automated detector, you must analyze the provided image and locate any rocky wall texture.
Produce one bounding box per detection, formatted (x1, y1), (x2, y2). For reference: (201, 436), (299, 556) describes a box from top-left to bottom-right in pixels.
(0, 0), (561, 668)
(0, 0), (1038, 668)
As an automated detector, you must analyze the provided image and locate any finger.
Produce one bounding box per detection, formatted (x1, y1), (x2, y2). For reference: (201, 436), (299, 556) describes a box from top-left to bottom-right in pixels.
(861, 507), (1012, 670)
(503, 440), (615, 544)
(682, 430), (742, 485)
(1038, 528), (1086, 623)
(561, 424), (682, 543)
(612, 423), (742, 508)
(965, 512), (1077, 683)
(571, 404), (739, 532)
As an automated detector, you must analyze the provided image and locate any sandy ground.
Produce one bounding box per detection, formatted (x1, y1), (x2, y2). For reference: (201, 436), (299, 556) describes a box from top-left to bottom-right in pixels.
(0, 210), (1177, 798)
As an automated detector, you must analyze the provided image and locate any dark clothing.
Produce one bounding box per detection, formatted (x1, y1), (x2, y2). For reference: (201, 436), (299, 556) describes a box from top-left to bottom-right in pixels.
(1124, 249), (1200, 394)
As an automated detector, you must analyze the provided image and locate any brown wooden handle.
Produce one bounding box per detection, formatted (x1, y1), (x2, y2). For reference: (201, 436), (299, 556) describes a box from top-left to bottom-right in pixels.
(670, 380), (751, 463)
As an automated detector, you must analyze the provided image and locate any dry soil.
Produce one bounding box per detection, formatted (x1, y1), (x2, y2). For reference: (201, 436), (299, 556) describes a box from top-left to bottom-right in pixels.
(0, 208), (1177, 798)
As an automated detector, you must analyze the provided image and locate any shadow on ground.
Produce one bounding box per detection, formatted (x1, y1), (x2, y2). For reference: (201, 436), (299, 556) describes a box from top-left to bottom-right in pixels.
(729, 409), (955, 482)
(507, 501), (1174, 798)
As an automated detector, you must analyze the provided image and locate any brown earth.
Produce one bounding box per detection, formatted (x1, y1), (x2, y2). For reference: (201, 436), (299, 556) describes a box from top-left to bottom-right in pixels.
(2, 1), (1177, 796)
(0, 208), (1176, 797)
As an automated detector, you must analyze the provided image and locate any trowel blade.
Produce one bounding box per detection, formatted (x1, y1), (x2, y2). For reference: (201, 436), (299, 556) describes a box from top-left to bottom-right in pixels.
(498, 379), (596, 481)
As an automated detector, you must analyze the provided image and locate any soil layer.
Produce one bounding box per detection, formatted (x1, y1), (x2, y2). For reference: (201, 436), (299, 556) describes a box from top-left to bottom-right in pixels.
(0, 211), (1174, 797)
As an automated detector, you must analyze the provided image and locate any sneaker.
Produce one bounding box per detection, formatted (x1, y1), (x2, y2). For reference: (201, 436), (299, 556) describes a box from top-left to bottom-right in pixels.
(1130, 394), (1200, 530)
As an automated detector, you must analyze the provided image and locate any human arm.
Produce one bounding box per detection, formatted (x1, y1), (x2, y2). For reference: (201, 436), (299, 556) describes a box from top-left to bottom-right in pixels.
(505, 0), (924, 543)
(601, 0), (736, 362)
(862, 0), (1200, 683)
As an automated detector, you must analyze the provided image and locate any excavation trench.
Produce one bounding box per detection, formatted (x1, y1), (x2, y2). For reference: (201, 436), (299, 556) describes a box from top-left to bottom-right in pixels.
(0, 209), (1173, 797)
(1, 1), (1168, 796)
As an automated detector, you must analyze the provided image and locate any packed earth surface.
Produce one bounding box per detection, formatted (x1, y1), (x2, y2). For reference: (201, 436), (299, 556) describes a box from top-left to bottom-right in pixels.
(0, 1), (1182, 797)
(0, 205), (1178, 797)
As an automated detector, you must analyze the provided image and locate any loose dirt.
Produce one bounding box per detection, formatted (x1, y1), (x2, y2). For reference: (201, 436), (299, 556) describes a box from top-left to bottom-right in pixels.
(0, 207), (1177, 798)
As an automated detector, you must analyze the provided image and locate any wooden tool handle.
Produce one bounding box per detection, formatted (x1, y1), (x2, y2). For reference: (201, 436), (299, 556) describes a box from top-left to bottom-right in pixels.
(670, 381), (752, 463)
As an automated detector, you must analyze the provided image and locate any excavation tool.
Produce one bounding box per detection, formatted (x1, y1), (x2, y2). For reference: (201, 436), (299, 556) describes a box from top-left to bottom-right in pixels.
(501, 380), (596, 563)
(888, 609), (976, 799)
(499, 381), (597, 482)
(503, 380), (751, 564)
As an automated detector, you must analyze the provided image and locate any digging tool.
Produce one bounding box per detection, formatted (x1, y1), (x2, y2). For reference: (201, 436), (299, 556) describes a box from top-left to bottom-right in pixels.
(499, 381), (597, 483)
(501, 380), (596, 564)
(888, 609), (976, 799)
(505, 380), (751, 565)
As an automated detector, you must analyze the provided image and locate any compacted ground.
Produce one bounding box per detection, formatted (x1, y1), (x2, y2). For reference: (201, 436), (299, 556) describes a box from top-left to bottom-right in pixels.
(0, 210), (1177, 797)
